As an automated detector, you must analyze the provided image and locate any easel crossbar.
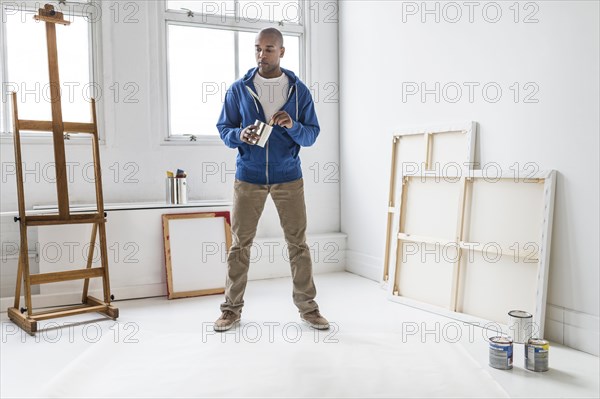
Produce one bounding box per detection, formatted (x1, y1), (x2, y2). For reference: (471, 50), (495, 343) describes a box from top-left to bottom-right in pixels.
(30, 305), (108, 321)
(29, 267), (104, 285)
(25, 214), (105, 226)
(18, 120), (96, 134)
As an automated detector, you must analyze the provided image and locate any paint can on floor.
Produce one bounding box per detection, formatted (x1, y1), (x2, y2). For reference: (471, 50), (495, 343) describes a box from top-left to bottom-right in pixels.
(525, 338), (549, 372)
(489, 336), (513, 370)
(508, 310), (533, 344)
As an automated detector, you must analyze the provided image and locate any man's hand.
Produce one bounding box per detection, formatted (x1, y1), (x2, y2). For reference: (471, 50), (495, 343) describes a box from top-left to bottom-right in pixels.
(271, 111), (294, 129)
(240, 124), (260, 145)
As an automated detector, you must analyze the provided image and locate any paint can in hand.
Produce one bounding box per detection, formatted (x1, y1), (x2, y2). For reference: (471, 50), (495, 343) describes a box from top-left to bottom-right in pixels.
(253, 119), (273, 147)
(489, 336), (513, 370)
(508, 310), (533, 344)
(525, 338), (549, 372)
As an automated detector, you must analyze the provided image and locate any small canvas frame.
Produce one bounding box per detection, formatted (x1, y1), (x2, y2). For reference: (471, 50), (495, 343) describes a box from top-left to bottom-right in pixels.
(162, 212), (232, 299)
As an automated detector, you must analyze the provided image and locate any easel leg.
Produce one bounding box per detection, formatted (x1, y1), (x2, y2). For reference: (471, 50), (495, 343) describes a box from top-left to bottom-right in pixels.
(88, 222), (118, 319)
(98, 223), (111, 304)
(13, 241), (23, 309)
(10, 92), (32, 316)
(81, 223), (98, 302)
(8, 223), (37, 335)
(20, 225), (33, 316)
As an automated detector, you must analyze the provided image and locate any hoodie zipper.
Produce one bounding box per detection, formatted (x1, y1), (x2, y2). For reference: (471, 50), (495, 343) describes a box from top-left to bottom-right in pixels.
(245, 85), (269, 184)
(245, 80), (298, 185)
(265, 141), (269, 184)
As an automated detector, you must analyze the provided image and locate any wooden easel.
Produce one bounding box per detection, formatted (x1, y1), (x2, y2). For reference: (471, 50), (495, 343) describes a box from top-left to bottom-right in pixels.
(8, 4), (118, 335)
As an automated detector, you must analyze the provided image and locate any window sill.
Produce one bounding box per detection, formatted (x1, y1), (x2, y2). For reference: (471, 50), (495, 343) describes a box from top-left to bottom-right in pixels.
(161, 135), (224, 146)
(0, 133), (105, 146)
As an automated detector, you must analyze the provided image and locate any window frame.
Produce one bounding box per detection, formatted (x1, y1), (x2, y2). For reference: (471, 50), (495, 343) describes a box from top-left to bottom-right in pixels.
(0, 0), (104, 146)
(158, 0), (308, 145)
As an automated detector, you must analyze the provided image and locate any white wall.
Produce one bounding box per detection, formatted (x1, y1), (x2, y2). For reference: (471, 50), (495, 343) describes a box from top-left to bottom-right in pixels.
(0, 2), (340, 297)
(339, 0), (599, 355)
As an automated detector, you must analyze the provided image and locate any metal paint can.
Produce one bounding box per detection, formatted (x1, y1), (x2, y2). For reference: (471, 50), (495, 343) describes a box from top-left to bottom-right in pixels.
(525, 338), (549, 372)
(253, 119), (273, 147)
(508, 310), (534, 344)
(166, 177), (188, 204)
(166, 177), (177, 204)
(489, 336), (513, 370)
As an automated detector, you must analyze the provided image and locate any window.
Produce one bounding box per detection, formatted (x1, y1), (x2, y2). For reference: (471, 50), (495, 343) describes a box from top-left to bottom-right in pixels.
(162, 0), (305, 142)
(0, 1), (99, 140)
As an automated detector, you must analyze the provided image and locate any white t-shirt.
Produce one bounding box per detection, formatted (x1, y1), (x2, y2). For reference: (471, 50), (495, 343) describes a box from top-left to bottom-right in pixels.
(253, 72), (290, 122)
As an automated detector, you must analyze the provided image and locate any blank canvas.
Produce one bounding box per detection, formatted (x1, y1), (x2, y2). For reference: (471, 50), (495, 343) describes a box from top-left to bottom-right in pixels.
(403, 176), (461, 239)
(163, 212), (231, 299)
(397, 241), (457, 309)
(389, 171), (555, 336)
(383, 122), (476, 282)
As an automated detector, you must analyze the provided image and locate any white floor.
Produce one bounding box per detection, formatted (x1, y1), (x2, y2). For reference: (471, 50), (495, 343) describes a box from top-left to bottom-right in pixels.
(1, 272), (598, 398)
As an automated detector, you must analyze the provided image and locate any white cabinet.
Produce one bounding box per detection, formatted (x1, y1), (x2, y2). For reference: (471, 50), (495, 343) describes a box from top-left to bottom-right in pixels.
(37, 201), (231, 302)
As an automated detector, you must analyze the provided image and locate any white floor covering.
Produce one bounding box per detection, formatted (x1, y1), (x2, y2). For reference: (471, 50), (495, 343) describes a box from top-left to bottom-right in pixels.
(1, 272), (598, 398)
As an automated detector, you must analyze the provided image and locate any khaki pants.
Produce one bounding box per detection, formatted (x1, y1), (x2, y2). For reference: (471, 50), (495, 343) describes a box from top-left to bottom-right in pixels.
(220, 178), (319, 316)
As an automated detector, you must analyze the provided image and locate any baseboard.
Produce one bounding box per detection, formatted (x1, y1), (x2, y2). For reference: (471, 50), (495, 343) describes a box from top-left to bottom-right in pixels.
(345, 250), (382, 282)
(0, 233), (347, 312)
(545, 304), (599, 356)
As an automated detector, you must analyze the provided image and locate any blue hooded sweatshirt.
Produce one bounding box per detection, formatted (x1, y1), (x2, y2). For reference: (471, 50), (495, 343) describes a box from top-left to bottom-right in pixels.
(217, 67), (320, 185)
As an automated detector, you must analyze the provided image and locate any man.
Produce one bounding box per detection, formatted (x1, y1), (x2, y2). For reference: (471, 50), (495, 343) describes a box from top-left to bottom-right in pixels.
(215, 27), (329, 332)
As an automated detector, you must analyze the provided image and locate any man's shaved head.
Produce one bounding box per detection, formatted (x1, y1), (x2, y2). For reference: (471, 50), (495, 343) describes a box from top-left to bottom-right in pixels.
(255, 27), (285, 78)
(256, 27), (284, 48)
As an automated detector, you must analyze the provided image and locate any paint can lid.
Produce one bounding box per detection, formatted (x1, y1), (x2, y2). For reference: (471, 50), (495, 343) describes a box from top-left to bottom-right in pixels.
(490, 336), (513, 344)
(508, 310), (533, 318)
(527, 338), (549, 346)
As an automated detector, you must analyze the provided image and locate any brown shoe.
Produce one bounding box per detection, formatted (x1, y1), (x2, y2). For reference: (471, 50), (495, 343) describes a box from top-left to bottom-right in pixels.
(301, 309), (330, 330)
(214, 310), (240, 332)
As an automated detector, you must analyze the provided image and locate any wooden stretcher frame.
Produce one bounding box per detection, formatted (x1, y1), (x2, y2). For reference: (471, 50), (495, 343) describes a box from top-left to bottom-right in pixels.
(388, 169), (556, 336)
(383, 122), (477, 283)
(162, 212), (232, 299)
